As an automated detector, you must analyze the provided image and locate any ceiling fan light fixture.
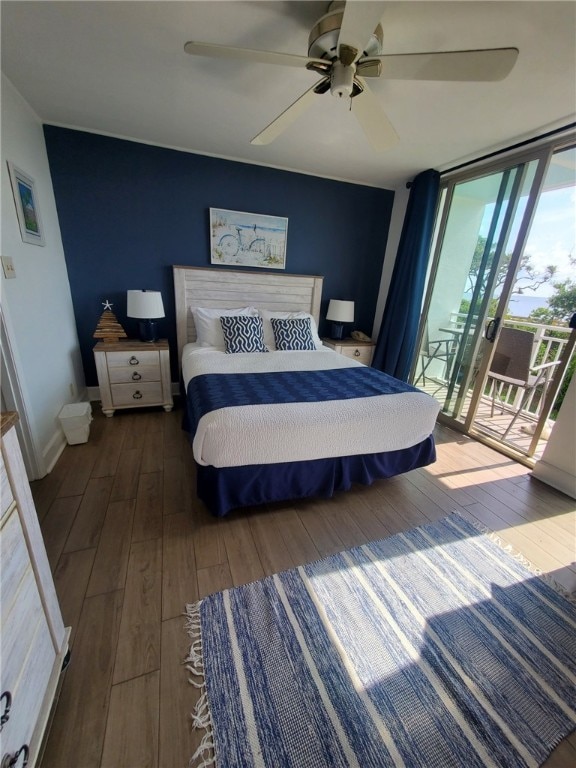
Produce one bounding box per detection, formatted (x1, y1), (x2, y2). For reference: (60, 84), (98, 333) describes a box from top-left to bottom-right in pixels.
(330, 61), (355, 98)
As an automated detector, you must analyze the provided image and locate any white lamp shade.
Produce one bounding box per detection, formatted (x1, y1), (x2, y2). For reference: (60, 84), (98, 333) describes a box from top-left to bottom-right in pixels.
(127, 290), (165, 319)
(326, 299), (354, 323)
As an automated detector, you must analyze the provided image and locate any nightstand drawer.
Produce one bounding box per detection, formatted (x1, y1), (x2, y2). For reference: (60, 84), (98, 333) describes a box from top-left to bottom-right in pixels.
(106, 349), (160, 368)
(321, 338), (375, 366)
(340, 346), (373, 365)
(108, 365), (160, 384)
(110, 381), (163, 407)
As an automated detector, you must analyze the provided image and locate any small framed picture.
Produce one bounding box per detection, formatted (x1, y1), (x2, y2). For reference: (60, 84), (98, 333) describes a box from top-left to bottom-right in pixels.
(7, 161), (45, 246)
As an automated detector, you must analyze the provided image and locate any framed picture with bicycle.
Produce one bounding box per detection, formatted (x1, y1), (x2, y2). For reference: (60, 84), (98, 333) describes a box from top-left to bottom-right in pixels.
(210, 208), (288, 270)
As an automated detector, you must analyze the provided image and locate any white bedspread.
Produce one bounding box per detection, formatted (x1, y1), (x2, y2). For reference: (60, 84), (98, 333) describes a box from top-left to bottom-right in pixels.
(182, 344), (440, 468)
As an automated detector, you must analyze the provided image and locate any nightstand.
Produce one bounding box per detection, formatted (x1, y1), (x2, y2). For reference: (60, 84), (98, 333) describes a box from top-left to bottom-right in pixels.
(322, 338), (375, 366)
(93, 339), (173, 417)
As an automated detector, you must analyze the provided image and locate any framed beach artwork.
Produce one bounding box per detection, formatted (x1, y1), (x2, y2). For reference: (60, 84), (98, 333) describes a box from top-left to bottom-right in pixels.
(7, 162), (45, 246)
(210, 208), (288, 269)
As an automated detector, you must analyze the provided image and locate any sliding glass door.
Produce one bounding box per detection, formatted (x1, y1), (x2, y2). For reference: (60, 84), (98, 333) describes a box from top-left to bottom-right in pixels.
(413, 134), (575, 458)
(414, 159), (542, 418)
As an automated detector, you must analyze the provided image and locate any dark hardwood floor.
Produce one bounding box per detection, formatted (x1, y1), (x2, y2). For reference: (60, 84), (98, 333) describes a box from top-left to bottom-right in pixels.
(32, 402), (576, 768)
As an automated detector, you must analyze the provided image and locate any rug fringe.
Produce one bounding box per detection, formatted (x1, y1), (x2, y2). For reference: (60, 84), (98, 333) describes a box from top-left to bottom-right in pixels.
(457, 512), (576, 604)
(190, 729), (216, 768)
(185, 600), (205, 681)
(191, 691), (211, 728)
(185, 601), (216, 768)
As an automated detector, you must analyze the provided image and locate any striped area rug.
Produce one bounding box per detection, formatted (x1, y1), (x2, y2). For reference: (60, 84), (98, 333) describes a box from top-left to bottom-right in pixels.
(185, 513), (576, 767)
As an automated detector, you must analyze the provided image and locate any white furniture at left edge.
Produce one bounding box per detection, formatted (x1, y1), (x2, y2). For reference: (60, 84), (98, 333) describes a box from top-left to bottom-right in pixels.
(1, 412), (70, 768)
(93, 339), (173, 417)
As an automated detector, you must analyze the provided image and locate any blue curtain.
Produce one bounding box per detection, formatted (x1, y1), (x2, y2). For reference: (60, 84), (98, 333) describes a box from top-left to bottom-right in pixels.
(372, 168), (440, 381)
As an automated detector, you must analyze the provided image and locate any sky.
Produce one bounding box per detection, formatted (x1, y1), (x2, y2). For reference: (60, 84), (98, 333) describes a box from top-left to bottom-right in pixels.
(479, 180), (575, 305)
(521, 185), (575, 299)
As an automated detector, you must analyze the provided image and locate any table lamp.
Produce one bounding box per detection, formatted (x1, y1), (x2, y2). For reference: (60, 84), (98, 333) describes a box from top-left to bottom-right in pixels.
(127, 290), (165, 342)
(326, 299), (354, 340)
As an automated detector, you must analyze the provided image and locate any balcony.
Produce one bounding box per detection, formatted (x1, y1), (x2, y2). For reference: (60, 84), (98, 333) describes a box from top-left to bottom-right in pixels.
(417, 318), (574, 462)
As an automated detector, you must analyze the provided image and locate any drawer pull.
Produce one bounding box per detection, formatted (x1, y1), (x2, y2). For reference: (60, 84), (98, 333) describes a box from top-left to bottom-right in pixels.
(129, 356), (139, 366)
(1, 745), (29, 768)
(131, 372), (142, 381)
(354, 349), (361, 357)
(132, 391), (143, 400)
(0, 691), (11, 731)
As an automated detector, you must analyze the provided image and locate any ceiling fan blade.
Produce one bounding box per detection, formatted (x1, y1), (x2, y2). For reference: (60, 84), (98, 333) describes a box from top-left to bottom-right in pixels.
(250, 80), (327, 146)
(351, 78), (398, 153)
(337, 1), (386, 64)
(184, 41), (326, 70)
(372, 47), (519, 82)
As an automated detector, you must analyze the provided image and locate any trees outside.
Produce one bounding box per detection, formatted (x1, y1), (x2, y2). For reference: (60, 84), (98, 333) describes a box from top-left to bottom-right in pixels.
(528, 279), (576, 325)
(458, 236), (573, 325)
(465, 236), (557, 298)
(460, 236), (557, 319)
(528, 275), (576, 418)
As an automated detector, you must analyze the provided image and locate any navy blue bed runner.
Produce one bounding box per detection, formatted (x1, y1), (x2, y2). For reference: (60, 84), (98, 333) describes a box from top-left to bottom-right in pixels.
(186, 366), (420, 433)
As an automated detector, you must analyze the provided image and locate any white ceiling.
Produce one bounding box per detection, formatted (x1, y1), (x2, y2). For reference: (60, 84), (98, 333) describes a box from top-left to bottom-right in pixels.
(2, 1), (575, 189)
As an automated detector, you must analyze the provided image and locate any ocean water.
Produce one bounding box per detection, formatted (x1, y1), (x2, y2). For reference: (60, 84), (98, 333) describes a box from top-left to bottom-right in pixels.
(507, 294), (549, 318)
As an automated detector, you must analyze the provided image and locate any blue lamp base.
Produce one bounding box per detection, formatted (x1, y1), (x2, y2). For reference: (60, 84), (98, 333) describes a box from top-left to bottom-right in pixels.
(138, 319), (159, 342)
(330, 322), (345, 340)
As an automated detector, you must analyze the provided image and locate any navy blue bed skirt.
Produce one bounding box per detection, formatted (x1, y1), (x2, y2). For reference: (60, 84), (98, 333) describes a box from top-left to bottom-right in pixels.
(196, 435), (436, 517)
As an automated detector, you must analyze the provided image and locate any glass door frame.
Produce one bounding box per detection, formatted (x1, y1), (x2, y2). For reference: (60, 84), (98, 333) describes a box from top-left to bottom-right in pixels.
(412, 131), (576, 459)
(445, 161), (528, 422)
(462, 148), (551, 431)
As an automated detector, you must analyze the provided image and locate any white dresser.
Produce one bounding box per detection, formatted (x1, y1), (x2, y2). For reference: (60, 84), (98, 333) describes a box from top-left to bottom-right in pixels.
(93, 339), (173, 417)
(0, 413), (69, 768)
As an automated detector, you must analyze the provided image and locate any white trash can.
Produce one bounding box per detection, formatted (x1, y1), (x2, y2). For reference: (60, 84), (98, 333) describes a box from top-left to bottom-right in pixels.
(58, 402), (93, 445)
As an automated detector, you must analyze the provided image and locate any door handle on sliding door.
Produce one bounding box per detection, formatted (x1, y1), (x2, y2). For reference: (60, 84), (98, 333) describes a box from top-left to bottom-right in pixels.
(485, 316), (501, 343)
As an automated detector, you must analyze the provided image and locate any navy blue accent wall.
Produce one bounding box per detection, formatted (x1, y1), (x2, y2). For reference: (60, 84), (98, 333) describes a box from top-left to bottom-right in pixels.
(44, 126), (394, 386)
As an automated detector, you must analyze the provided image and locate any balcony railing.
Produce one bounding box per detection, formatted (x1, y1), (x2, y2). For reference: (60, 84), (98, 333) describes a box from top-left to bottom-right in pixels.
(490, 318), (572, 418)
(424, 313), (575, 458)
(442, 312), (574, 435)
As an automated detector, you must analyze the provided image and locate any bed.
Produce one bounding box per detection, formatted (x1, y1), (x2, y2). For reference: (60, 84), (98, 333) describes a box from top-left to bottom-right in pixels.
(174, 266), (440, 516)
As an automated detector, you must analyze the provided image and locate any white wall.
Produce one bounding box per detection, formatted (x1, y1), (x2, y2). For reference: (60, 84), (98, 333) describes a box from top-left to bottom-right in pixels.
(532, 374), (576, 499)
(1, 76), (85, 477)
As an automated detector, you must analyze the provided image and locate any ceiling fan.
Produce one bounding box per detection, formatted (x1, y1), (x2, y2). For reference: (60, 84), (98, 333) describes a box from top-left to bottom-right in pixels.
(184, 1), (518, 152)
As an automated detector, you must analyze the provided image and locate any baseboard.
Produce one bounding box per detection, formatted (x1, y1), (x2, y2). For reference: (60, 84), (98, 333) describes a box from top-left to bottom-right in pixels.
(86, 385), (100, 401)
(43, 428), (67, 475)
(531, 460), (576, 500)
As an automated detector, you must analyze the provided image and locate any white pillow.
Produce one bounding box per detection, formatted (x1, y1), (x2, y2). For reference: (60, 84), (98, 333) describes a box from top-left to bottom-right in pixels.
(193, 306), (258, 347)
(260, 309), (323, 350)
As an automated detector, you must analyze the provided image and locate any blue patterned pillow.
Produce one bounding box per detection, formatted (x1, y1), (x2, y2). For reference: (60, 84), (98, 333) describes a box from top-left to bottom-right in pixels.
(270, 317), (316, 351)
(220, 315), (268, 354)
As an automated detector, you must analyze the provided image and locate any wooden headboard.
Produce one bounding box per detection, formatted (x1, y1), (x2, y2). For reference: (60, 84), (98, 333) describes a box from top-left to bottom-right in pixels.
(173, 266), (324, 362)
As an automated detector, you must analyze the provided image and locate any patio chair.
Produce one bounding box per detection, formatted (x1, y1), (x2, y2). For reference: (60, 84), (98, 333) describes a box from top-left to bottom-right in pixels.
(487, 327), (560, 439)
(417, 328), (457, 390)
